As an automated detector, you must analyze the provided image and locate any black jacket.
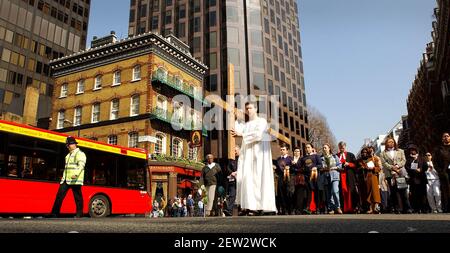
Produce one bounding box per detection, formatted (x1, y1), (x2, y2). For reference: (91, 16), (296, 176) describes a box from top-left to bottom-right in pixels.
(405, 156), (428, 185)
(433, 145), (450, 175)
(336, 152), (358, 190)
(225, 157), (239, 185)
(226, 157), (239, 175)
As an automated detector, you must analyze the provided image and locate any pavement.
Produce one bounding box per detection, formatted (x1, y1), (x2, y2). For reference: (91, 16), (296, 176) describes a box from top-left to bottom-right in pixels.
(1, 214), (449, 233)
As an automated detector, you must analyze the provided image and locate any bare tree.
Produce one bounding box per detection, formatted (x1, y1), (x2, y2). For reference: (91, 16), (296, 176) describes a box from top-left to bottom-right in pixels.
(307, 106), (337, 152)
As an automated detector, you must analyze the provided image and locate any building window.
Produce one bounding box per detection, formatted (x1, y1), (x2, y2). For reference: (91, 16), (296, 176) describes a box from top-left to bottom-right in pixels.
(128, 132), (138, 148)
(130, 95), (140, 116)
(193, 17), (201, 32)
(156, 95), (167, 114)
(178, 5), (186, 19)
(266, 58), (273, 75)
(208, 32), (217, 48)
(172, 138), (183, 158)
(253, 72), (265, 91)
(173, 102), (184, 124)
(176, 22), (186, 38)
(282, 91), (287, 107)
(192, 37), (201, 53)
(60, 83), (68, 97)
(208, 11), (216, 27)
(248, 9), (261, 26)
(91, 103), (100, 123)
(252, 51), (264, 69)
(206, 74), (217, 92)
(151, 16), (159, 30)
(94, 75), (102, 90)
(174, 75), (183, 88)
(74, 106), (82, 126)
(57, 110), (65, 129)
(209, 52), (217, 70)
(110, 99), (119, 120)
(76, 79), (84, 94)
(193, 0), (200, 12)
(226, 6), (238, 23)
(268, 79), (274, 95)
(113, 71), (121, 85)
(164, 10), (172, 25)
(156, 67), (168, 80)
(108, 135), (118, 145)
(139, 4), (147, 17)
(155, 133), (166, 155)
(188, 146), (198, 161)
(250, 30), (262, 47)
(132, 65), (141, 81)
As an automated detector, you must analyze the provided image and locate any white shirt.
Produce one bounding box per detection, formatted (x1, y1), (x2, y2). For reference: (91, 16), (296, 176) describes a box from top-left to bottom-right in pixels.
(426, 161), (439, 180)
(388, 149), (395, 159)
(207, 162), (216, 169)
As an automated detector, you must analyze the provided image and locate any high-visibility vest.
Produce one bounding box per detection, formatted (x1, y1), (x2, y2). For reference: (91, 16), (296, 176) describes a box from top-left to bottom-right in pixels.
(61, 148), (87, 185)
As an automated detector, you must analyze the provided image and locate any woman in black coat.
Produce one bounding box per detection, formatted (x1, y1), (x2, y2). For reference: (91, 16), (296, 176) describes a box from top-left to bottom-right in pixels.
(405, 144), (428, 213)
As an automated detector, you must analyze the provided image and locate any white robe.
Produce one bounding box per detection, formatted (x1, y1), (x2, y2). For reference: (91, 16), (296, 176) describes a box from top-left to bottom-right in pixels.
(235, 117), (277, 212)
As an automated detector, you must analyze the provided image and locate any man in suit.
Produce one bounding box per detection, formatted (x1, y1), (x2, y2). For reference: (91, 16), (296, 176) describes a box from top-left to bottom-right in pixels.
(433, 132), (450, 212)
(199, 154), (222, 216)
(275, 143), (294, 215)
(337, 141), (360, 213)
(380, 137), (410, 213)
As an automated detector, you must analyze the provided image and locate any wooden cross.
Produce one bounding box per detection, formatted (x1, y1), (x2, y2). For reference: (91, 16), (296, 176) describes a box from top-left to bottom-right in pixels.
(204, 64), (291, 159)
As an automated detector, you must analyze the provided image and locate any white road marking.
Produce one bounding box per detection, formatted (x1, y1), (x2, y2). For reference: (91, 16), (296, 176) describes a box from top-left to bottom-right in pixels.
(407, 227), (417, 232)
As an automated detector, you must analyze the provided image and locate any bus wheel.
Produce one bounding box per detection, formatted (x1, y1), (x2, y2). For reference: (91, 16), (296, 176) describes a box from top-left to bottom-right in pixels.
(89, 195), (110, 218)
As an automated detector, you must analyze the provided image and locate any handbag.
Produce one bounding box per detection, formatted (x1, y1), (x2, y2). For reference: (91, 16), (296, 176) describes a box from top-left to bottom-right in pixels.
(395, 177), (408, 189)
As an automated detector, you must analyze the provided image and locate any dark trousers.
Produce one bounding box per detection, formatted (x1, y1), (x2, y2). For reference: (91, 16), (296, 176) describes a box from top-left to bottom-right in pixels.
(226, 183), (236, 213)
(387, 178), (411, 212)
(294, 184), (310, 212)
(439, 173), (450, 212)
(410, 183), (427, 212)
(396, 188), (412, 212)
(51, 182), (83, 217)
(276, 177), (290, 214)
(351, 187), (362, 211)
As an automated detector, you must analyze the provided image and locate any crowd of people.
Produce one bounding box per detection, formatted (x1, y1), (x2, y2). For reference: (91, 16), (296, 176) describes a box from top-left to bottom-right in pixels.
(272, 132), (450, 215)
(149, 132), (450, 217)
(150, 194), (208, 218)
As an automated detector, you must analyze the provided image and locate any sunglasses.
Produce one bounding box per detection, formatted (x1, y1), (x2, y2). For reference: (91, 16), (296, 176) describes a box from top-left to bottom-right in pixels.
(426, 154), (432, 156)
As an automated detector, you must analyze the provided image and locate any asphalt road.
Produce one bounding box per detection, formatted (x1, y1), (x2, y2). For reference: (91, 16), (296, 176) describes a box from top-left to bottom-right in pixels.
(1, 214), (449, 233)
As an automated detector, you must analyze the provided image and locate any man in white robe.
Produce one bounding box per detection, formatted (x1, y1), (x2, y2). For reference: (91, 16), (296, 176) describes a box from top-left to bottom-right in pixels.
(231, 102), (277, 213)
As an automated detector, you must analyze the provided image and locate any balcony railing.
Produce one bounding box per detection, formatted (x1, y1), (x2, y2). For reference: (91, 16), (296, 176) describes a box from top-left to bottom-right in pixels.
(150, 107), (207, 136)
(152, 73), (203, 103)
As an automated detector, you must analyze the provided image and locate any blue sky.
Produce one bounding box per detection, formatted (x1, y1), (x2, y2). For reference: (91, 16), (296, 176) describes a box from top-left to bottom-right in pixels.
(87, 0), (436, 153)
(299, 0), (435, 152)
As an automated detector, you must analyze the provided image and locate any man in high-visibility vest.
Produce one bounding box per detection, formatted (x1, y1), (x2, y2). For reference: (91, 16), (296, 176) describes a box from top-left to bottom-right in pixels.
(50, 136), (87, 218)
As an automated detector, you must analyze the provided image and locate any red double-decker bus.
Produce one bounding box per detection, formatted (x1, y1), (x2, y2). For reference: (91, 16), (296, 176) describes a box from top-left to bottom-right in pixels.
(0, 120), (152, 218)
